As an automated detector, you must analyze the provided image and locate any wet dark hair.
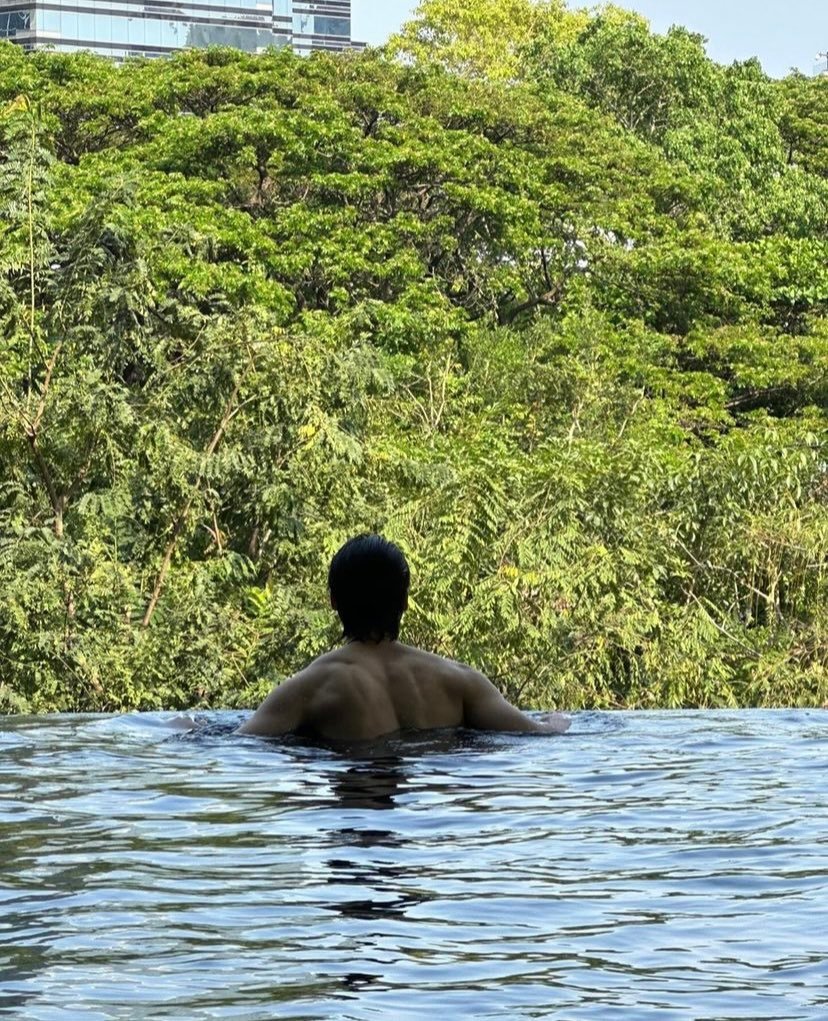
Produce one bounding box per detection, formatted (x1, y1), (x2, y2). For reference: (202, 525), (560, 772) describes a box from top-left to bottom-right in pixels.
(328, 534), (410, 643)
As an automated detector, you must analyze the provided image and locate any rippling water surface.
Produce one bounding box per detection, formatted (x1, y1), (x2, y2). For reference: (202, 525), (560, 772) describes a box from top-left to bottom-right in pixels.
(1, 710), (827, 1019)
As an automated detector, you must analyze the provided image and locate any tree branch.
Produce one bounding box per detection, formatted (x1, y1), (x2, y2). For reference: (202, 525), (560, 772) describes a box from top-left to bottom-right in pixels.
(499, 280), (565, 326)
(26, 432), (65, 538)
(142, 376), (246, 628)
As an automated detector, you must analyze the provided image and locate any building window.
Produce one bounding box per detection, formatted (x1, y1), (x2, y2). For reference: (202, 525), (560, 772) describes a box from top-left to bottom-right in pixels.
(294, 13), (348, 37)
(0, 10), (30, 35)
(2, 0), (353, 53)
(314, 15), (348, 37)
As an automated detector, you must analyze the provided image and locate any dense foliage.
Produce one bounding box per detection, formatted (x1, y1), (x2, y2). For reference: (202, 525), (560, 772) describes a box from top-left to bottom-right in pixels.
(1, 3), (826, 713)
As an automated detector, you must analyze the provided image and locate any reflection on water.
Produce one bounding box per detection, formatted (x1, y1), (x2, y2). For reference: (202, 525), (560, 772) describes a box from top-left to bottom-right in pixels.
(1, 710), (827, 1020)
(331, 756), (408, 810)
(324, 756), (418, 927)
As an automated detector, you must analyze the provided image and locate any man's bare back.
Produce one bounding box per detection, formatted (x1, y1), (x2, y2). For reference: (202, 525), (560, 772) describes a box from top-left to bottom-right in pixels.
(239, 535), (570, 742)
(238, 640), (570, 741)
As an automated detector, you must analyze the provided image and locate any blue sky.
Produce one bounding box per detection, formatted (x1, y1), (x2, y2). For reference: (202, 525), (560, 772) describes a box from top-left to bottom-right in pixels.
(351, 1), (828, 78)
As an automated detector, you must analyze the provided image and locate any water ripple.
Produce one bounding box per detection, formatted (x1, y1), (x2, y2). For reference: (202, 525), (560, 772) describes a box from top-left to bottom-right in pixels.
(1, 710), (827, 1019)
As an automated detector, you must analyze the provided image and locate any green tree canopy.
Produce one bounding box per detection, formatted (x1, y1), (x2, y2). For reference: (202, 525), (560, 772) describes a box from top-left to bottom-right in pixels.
(0, 31), (825, 714)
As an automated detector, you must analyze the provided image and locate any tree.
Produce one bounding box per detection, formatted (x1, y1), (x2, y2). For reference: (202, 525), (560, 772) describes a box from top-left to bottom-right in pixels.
(0, 40), (825, 714)
(779, 73), (828, 178)
(391, 0), (586, 81)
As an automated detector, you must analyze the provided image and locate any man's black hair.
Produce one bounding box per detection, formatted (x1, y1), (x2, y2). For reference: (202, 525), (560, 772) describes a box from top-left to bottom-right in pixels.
(328, 534), (410, 643)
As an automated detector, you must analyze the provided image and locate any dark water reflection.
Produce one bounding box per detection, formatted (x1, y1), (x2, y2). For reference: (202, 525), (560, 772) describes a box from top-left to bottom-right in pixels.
(1, 710), (827, 1019)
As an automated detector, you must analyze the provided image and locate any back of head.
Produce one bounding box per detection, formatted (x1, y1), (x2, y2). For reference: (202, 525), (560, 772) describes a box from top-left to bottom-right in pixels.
(328, 534), (410, 643)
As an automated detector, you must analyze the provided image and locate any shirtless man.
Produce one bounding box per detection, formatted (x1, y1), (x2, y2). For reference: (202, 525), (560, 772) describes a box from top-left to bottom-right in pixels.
(238, 534), (570, 741)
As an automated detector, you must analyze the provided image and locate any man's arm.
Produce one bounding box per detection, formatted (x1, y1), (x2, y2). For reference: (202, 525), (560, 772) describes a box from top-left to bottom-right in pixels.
(236, 672), (309, 736)
(461, 669), (570, 734)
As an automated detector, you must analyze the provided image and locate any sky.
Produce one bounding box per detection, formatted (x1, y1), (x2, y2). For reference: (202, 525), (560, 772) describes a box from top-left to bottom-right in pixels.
(351, 0), (828, 78)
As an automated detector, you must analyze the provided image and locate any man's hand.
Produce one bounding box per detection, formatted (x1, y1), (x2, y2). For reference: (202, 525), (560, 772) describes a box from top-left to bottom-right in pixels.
(536, 712), (571, 734)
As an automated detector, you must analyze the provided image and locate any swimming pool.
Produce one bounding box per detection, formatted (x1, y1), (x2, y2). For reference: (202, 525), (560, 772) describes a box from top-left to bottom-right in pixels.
(1, 710), (826, 1019)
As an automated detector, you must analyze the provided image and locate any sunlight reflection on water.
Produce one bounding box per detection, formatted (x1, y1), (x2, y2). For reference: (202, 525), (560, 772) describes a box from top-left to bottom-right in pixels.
(1, 710), (826, 1020)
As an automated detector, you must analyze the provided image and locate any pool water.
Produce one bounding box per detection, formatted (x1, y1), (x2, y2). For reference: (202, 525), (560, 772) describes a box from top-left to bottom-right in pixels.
(1, 710), (826, 1020)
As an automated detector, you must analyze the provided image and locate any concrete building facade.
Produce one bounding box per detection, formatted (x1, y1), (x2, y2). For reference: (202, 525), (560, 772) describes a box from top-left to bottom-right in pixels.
(0, 0), (357, 59)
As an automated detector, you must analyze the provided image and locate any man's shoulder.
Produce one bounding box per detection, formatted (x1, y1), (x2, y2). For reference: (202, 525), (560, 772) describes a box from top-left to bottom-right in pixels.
(300, 642), (479, 694)
(276, 655), (358, 725)
(396, 644), (478, 686)
(295, 649), (354, 686)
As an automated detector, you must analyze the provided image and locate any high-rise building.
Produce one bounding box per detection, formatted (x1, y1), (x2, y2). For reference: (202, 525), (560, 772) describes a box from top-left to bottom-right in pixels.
(814, 52), (828, 76)
(0, 0), (358, 60)
(291, 1), (353, 56)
